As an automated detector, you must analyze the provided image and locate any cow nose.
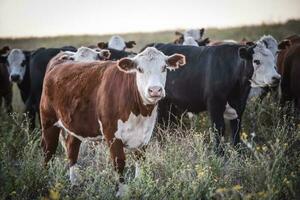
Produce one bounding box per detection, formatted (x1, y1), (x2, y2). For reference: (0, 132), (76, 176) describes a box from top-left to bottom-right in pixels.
(10, 74), (20, 82)
(272, 75), (281, 85)
(148, 86), (163, 97)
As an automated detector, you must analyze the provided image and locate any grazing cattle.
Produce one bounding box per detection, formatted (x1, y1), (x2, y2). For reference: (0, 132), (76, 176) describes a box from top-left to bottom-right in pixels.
(174, 28), (210, 46)
(277, 35), (300, 117)
(98, 35), (136, 51)
(153, 42), (280, 150)
(40, 47), (185, 197)
(0, 46), (12, 113)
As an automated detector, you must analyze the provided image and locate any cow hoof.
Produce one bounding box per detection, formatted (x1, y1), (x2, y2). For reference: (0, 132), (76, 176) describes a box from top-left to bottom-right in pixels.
(69, 164), (82, 186)
(116, 183), (129, 198)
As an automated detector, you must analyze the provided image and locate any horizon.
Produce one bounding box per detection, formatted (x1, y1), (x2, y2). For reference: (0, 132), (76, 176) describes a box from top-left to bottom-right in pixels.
(1, 0), (300, 38)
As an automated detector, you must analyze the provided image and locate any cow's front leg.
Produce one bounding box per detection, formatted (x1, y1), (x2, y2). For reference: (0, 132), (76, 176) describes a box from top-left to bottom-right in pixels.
(133, 147), (146, 179)
(109, 138), (128, 197)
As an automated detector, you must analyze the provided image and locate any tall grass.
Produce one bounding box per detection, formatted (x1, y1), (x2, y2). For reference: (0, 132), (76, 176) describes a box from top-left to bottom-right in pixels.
(0, 96), (299, 199)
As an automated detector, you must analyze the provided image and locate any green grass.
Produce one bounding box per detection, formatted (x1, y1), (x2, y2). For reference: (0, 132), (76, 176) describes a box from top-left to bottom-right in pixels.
(0, 20), (300, 199)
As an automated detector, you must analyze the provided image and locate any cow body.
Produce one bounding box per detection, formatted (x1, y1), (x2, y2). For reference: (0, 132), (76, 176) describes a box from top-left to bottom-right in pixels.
(277, 35), (300, 116)
(154, 43), (279, 148)
(40, 47), (185, 196)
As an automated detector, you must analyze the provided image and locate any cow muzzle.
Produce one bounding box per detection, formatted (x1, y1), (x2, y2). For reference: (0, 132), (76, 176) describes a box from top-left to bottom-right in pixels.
(10, 74), (21, 83)
(148, 86), (163, 98)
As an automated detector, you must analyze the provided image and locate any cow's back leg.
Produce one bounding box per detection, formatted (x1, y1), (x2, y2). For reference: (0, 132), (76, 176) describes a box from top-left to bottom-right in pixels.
(40, 103), (60, 164)
(66, 135), (82, 185)
(207, 99), (226, 154)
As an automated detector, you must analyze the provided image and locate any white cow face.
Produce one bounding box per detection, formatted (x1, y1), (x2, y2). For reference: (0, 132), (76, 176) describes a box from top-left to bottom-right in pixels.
(117, 47), (186, 105)
(68, 47), (110, 61)
(108, 35), (126, 51)
(182, 36), (199, 46)
(7, 49), (27, 83)
(184, 28), (204, 41)
(240, 42), (281, 88)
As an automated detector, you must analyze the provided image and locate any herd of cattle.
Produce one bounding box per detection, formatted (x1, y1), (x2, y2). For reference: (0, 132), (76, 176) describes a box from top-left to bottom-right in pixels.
(0, 29), (299, 196)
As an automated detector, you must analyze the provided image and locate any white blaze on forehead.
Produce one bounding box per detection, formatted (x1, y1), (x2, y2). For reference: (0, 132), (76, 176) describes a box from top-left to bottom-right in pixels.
(182, 36), (199, 46)
(258, 35), (278, 57)
(184, 29), (202, 41)
(250, 42), (280, 88)
(114, 106), (158, 149)
(108, 35), (126, 50)
(7, 49), (26, 81)
(134, 47), (168, 104)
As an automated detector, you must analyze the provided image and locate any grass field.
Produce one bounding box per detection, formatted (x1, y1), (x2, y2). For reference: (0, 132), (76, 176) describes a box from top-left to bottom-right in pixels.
(0, 20), (300, 200)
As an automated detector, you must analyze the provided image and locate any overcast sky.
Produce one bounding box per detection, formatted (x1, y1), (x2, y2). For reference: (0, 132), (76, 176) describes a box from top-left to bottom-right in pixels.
(0, 0), (299, 37)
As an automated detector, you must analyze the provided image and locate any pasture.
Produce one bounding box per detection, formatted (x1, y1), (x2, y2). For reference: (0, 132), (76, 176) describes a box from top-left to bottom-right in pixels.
(0, 20), (300, 200)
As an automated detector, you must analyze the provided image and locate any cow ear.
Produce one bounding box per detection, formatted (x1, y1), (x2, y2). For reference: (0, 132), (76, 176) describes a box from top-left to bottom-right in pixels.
(99, 49), (111, 59)
(0, 46), (10, 55)
(199, 28), (205, 37)
(125, 41), (136, 49)
(239, 47), (253, 60)
(175, 31), (183, 36)
(167, 54), (186, 70)
(197, 37), (210, 46)
(97, 42), (108, 49)
(117, 57), (137, 73)
(278, 39), (291, 50)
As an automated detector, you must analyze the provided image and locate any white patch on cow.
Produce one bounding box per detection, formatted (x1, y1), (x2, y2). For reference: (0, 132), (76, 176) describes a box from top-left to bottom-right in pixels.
(108, 35), (126, 51)
(250, 42), (281, 88)
(182, 36), (199, 46)
(184, 29), (202, 41)
(114, 106), (157, 149)
(223, 103), (238, 120)
(135, 162), (141, 179)
(64, 47), (109, 62)
(248, 88), (264, 98)
(258, 35), (278, 58)
(69, 164), (82, 185)
(54, 119), (102, 142)
(116, 182), (129, 198)
(7, 49), (26, 82)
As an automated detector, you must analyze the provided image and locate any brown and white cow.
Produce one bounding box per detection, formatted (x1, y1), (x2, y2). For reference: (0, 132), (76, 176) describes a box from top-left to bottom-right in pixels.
(40, 47), (185, 196)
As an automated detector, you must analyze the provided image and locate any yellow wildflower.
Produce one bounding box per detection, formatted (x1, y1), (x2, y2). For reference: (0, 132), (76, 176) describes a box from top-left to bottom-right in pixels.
(241, 132), (248, 140)
(216, 187), (227, 193)
(49, 189), (60, 200)
(232, 184), (243, 191)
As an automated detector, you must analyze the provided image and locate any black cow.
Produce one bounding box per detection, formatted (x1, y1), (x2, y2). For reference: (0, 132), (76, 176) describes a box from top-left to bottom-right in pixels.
(28, 46), (77, 127)
(153, 43), (280, 150)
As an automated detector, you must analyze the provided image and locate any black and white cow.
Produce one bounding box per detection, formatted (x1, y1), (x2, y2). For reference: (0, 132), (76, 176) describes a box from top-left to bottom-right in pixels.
(154, 42), (280, 150)
(6, 49), (33, 120)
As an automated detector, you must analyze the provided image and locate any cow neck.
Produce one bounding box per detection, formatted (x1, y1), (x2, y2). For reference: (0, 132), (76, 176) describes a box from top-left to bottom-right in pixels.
(17, 62), (30, 96)
(128, 73), (155, 117)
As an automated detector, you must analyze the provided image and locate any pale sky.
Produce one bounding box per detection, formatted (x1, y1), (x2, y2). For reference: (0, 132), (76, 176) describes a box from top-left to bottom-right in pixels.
(0, 0), (299, 38)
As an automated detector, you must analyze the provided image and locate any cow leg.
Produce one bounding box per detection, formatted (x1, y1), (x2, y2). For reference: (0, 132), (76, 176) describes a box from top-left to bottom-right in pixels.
(41, 120), (60, 165)
(109, 138), (127, 197)
(230, 118), (242, 146)
(66, 135), (82, 185)
(133, 147), (146, 179)
(207, 100), (226, 154)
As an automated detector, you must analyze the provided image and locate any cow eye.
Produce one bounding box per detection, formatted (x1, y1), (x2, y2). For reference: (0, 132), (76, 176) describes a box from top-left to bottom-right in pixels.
(162, 65), (167, 72)
(137, 67), (144, 73)
(21, 60), (26, 67)
(253, 59), (261, 65)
